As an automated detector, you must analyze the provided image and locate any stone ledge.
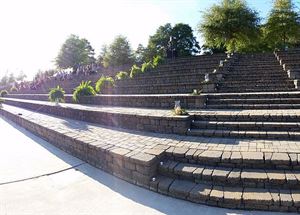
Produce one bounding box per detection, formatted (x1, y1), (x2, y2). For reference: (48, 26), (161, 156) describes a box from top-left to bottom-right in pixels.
(6, 94), (207, 109)
(0, 107), (162, 189)
(3, 98), (191, 135)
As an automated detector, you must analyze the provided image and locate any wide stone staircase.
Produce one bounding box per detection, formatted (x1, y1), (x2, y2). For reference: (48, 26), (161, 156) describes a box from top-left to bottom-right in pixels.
(217, 53), (296, 93)
(113, 54), (226, 94)
(1, 51), (300, 212)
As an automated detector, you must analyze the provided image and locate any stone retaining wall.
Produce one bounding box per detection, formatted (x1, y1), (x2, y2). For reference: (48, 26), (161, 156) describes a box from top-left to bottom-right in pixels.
(0, 108), (160, 188)
(7, 94), (207, 109)
(4, 99), (191, 135)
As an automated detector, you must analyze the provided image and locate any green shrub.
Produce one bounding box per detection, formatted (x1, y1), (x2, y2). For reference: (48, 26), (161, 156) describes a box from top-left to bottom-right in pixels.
(10, 86), (18, 92)
(141, 61), (154, 73)
(129, 65), (142, 78)
(95, 76), (115, 93)
(73, 81), (96, 103)
(115, 71), (129, 80)
(153, 55), (164, 68)
(0, 90), (8, 97)
(48, 86), (65, 103)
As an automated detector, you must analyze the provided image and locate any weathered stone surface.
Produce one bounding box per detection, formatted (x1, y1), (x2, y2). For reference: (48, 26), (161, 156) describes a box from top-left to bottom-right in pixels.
(212, 167), (230, 182)
(202, 167), (214, 181)
(271, 153), (290, 165)
(198, 150), (222, 163)
(241, 169), (268, 183)
(227, 168), (241, 184)
(188, 184), (212, 203)
(157, 177), (174, 195)
(144, 148), (165, 157)
(172, 147), (189, 158)
(210, 186), (224, 202)
(266, 170), (286, 185)
(168, 180), (195, 199)
(230, 152), (242, 164)
(241, 152), (264, 164)
(223, 187), (243, 205)
(174, 163), (197, 179)
(192, 166), (205, 179)
(280, 190), (293, 206)
(291, 191), (300, 207)
(130, 153), (157, 166)
(243, 188), (273, 205)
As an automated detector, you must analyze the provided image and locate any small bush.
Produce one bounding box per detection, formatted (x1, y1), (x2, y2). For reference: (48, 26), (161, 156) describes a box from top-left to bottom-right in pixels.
(73, 81), (96, 103)
(115, 71), (129, 80)
(173, 107), (188, 116)
(0, 90), (8, 97)
(153, 55), (164, 68)
(49, 86), (65, 103)
(129, 65), (142, 78)
(141, 61), (154, 73)
(95, 76), (115, 93)
(10, 86), (18, 92)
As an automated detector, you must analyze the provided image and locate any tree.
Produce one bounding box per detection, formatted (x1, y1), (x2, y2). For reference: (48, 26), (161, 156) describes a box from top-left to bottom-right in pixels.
(146, 23), (200, 60)
(171, 23), (200, 56)
(199, 0), (261, 53)
(16, 71), (27, 81)
(134, 44), (147, 64)
(102, 35), (134, 68)
(56, 34), (95, 71)
(264, 0), (300, 50)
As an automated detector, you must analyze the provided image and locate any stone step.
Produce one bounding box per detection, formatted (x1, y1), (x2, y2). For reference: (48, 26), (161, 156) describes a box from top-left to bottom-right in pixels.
(217, 88), (296, 93)
(2, 98), (190, 135)
(223, 74), (287, 80)
(158, 160), (300, 189)
(191, 120), (300, 132)
(219, 80), (292, 85)
(187, 128), (300, 140)
(206, 92), (300, 99)
(206, 103), (300, 109)
(3, 103), (300, 212)
(192, 111), (300, 122)
(208, 98), (300, 105)
(151, 176), (300, 212)
(218, 83), (295, 89)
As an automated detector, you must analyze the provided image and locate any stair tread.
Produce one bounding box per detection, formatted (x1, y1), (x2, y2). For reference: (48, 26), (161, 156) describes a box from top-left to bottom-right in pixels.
(153, 175), (299, 210)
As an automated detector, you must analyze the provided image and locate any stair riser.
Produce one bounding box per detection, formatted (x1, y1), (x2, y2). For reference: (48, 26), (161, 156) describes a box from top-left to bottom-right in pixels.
(187, 130), (299, 141)
(205, 104), (300, 109)
(191, 122), (300, 132)
(208, 99), (300, 105)
(193, 115), (300, 122)
(158, 167), (300, 190)
(207, 93), (300, 99)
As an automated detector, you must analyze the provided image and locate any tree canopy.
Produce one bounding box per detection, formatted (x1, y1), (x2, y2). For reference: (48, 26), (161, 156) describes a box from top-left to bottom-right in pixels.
(101, 35), (134, 68)
(56, 34), (95, 71)
(147, 23), (200, 60)
(264, 0), (300, 50)
(199, 0), (261, 53)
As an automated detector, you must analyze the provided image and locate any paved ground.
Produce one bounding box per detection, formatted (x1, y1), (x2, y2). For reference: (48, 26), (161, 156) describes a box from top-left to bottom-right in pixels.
(0, 116), (295, 215)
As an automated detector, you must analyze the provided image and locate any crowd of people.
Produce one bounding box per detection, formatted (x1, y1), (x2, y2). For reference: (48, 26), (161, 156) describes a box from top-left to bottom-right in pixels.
(11, 63), (104, 92)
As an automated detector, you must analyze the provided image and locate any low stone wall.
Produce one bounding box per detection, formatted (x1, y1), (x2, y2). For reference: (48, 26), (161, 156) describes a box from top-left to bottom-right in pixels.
(4, 99), (191, 135)
(7, 94), (207, 109)
(0, 108), (160, 188)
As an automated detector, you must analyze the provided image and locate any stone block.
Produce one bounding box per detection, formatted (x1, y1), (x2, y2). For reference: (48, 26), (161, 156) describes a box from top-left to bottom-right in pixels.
(188, 184), (212, 203)
(271, 153), (290, 166)
(130, 152), (158, 166)
(168, 179), (195, 199)
(158, 177), (174, 195)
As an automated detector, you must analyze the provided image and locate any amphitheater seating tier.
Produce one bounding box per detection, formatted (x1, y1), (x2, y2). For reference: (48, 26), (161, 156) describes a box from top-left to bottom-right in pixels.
(2, 51), (300, 212)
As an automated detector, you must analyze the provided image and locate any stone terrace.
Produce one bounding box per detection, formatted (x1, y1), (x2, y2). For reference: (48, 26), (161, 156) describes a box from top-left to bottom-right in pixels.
(2, 104), (300, 212)
(2, 51), (300, 212)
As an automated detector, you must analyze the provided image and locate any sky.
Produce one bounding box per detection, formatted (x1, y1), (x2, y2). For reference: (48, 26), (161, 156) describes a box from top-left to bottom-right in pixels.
(0, 0), (299, 80)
